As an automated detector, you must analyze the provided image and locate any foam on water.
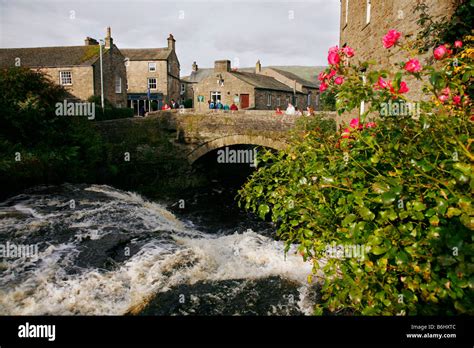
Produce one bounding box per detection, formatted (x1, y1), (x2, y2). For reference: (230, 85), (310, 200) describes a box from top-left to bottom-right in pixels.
(0, 184), (318, 315)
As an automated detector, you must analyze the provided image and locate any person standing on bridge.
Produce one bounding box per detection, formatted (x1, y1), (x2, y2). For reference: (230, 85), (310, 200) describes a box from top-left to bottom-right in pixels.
(285, 102), (295, 115)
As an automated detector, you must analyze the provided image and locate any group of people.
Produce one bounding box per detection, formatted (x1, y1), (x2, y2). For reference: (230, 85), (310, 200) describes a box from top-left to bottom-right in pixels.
(275, 103), (314, 116)
(208, 99), (238, 112)
(161, 99), (179, 111)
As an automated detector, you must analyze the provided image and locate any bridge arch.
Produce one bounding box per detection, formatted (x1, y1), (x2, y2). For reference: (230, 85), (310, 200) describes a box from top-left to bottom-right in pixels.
(187, 134), (289, 164)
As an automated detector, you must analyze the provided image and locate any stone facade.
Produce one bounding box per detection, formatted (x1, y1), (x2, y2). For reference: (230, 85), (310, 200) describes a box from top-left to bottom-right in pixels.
(193, 60), (308, 112)
(40, 66), (94, 102)
(0, 27), (128, 108)
(339, 0), (456, 101)
(122, 34), (181, 113)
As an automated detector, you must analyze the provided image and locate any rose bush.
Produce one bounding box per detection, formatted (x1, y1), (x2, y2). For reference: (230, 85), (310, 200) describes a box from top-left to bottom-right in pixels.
(238, 32), (473, 315)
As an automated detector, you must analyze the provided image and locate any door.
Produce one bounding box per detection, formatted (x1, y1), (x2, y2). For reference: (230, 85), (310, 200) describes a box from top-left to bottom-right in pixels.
(240, 94), (249, 109)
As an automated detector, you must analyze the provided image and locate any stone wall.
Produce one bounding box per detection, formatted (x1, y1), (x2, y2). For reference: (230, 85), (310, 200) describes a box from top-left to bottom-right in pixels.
(40, 66), (94, 102)
(92, 45), (127, 107)
(125, 59), (168, 95)
(339, 0), (456, 102)
(254, 89), (303, 110)
(193, 72), (255, 111)
(167, 50), (181, 103)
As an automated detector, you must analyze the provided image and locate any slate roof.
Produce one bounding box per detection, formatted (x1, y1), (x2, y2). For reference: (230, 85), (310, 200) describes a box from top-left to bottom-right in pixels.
(121, 48), (171, 61)
(0, 46), (102, 68)
(267, 67), (319, 88)
(181, 66), (323, 87)
(230, 71), (296, 92)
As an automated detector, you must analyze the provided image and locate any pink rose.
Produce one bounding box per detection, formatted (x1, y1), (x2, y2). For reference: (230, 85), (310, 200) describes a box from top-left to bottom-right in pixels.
(318, 71), (328, 82)
(328, 69), (337, 78)
(334, 76), (344, 85)
(441, 87), (450, 96)
(404, 58), (422, 73)
(434, 45), (448, 60)
(328, 51), (341, 66)
(454, 40), (463, 48)
(328, 46), (339, 53)
(438, 94), (448, 103)
(350, 118), (361, 129)
(398, 81), (409, 94)
(342, 46), (355, 57)
(382, 29), (402, 48)
(320, 82), (328, 92)
(377, 77), (389, 89)
(366, 122), (376, 128)
(341, 128), (351, 139)
(453, 95), (461, 105)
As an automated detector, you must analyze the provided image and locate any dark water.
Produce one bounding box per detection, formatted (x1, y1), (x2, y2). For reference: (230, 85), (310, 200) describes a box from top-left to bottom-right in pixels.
(0, 183), (319, 315)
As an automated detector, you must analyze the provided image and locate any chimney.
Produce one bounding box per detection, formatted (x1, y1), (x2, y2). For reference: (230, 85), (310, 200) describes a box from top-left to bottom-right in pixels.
(105, 27), (113, 48)
(192, 61), (198, 72)
(214, 60), (231, 72)
(255, 59), (262, 73)
(84, 37), (98, 46)
(167, 34), (175, 50)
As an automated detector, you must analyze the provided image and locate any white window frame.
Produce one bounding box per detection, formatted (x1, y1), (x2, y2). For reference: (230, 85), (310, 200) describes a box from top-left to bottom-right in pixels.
(148, 78), (157, 90)
(180, 83), (185, 94)
(276, 97), (281, 107)
(210, 91), (221, 103)
(267, 93), (272, 107)
(148, 62), (157, 72)
(115, 76), (122, 94)
(366, 0), (371, 24)
(59, 71), (72, 85)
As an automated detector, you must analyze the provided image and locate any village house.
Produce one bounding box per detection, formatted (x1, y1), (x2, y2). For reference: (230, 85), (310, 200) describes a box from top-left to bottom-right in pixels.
(193, 60), (308, 112)
(339, 0), (456, 101)
(0, 27), (127, 108)
(189, 60), (320, 111)
(256, 61), (320, 110)
(121, 34), (180, 114)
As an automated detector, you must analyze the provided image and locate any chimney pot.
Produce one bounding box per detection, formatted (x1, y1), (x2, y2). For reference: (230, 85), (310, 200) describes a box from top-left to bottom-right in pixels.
(192, 61), (198, 72)
(256, 59), (262, 73)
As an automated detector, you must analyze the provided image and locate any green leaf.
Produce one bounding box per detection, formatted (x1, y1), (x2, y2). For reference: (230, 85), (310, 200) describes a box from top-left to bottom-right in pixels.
(382, 192), (396, 205)
(258, 204), (270, 219)
(359, 207), (375, 221)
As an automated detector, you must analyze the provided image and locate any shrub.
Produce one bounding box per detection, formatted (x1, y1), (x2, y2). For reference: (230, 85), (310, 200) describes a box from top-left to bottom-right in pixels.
(238, 34), (473, 315)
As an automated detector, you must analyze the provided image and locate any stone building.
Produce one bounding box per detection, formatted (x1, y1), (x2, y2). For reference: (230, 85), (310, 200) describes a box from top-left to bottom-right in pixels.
(339, 0), (456, 100)
(193, 60), (308, 111)
(257, 62), (320, 110)
(121, 34), (180, 114)
(0, 27), (127, 107)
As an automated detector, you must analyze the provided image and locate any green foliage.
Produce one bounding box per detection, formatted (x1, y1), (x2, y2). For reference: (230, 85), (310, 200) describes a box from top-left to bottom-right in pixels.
(0, 67), (105, 197)
(415, 0), (474, 53)
(238, 35), (474, 315)
(319, 89), (337, 111)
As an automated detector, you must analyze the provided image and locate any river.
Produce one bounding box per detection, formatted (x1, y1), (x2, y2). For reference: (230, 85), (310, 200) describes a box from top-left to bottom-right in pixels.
(0, 183), (319, 315)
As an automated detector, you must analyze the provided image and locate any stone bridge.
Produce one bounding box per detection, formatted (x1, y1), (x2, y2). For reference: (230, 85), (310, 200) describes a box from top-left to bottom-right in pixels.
(95, 110), (337, 164)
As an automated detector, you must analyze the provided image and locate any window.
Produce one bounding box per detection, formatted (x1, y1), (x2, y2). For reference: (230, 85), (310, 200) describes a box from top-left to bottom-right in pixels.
(276, 97), (281, 107)
(210, 91), (221, 103)
(60, 71), (72, 85)
(148, 62), (156, 72)
(148, 78), (157, 90)
(115, 76), (122, 93)
(168, 63), (171, 73)
(267, 93), (272, 106)
(180, 83), (185, 94)
(366, 0), (371, 24)
(345, 0), (349, 26)
(286, 97), (290, 105)
(307, 93), (311, 106)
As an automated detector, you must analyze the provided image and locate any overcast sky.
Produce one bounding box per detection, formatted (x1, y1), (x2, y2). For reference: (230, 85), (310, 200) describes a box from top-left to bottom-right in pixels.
(0, 0), (340, 76)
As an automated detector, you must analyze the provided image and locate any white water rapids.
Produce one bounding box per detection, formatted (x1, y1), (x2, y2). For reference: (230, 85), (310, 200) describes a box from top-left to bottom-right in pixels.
(0, 184), (318, 315)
